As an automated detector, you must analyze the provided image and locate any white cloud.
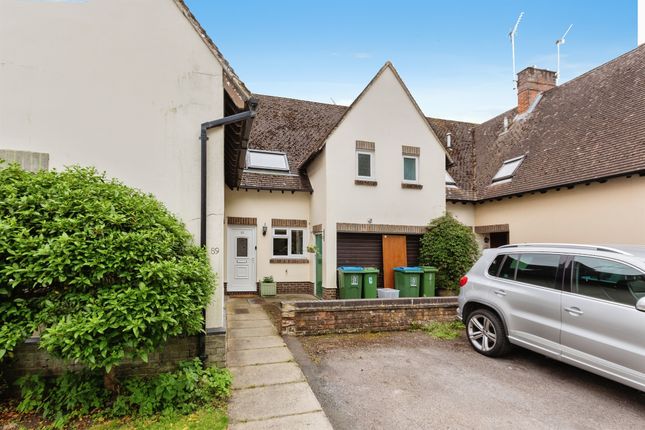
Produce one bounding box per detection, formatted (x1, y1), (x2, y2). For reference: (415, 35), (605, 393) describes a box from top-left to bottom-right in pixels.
(353, 52), (372, 59)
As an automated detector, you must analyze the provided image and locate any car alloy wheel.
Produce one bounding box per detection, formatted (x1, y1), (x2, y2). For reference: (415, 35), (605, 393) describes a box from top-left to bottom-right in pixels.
(467, 314), (497, 352)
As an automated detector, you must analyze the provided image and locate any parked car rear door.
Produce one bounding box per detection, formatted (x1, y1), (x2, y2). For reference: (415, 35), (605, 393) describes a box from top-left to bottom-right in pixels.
(560, 255), (645, 390)
(491, 253), (563, 358)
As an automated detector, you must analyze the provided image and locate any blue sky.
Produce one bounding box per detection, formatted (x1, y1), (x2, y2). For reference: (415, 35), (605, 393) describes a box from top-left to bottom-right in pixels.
(186, 1), (637, 123)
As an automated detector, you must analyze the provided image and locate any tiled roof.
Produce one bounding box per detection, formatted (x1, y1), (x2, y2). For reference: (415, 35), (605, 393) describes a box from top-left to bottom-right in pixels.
(426, 117), (478, 200)
(457, 44), (645, 201)
(235, 45), (645, 197)
(239, 94), (346, 191)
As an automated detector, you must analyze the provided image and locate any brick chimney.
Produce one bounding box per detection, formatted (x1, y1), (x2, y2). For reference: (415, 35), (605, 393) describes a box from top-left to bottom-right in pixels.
(517, 66), (556, 114)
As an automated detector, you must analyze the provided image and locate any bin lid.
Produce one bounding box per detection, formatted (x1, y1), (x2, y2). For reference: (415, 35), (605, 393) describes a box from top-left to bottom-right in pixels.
(393, 266), (423, 273)
(421, 266), (439, 272)
(337, 266), (364, 272)
(363, 267), (380, 274)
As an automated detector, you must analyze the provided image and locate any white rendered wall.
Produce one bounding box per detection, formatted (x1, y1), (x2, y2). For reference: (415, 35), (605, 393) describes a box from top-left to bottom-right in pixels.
(0, 0), (228, 328)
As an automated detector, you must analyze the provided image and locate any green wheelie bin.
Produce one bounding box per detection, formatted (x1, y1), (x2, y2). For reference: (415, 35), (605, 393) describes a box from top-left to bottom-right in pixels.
(337, 266), (363, 299)
(362, 268), (379, 299)
(393, 267), (422, 297)
(420, 266), (438, 297)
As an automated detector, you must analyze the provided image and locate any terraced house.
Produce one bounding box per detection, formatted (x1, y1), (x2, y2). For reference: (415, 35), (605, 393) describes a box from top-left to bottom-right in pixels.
(223, 44), (645, 298)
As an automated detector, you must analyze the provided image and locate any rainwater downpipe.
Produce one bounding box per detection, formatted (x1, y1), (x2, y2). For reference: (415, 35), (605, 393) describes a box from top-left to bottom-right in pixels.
(198, 101), (257, 365)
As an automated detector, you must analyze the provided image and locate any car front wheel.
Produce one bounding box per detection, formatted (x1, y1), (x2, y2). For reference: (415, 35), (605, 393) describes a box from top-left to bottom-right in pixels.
(466, 309), (510, 357)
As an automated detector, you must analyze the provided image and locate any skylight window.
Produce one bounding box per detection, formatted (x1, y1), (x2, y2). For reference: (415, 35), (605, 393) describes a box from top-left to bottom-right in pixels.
(446, 172), (457, 187)
(492, 155), (524, 183)
(246, 150), (289, 171)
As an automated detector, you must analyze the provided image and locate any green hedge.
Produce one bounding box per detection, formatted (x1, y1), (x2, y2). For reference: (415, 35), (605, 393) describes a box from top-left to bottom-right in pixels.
(0, 163), (215, 372)
(420, 214), (479, 291)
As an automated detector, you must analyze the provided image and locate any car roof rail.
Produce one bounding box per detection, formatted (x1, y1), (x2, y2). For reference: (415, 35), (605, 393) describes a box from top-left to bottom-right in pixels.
(497, 243), (633, 256)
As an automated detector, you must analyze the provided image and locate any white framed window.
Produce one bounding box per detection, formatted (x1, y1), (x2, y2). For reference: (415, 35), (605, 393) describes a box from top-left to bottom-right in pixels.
(492, 155), (524, 183)
(272, 228), (305, 258)
(446, 171), (457, 188)
(402, 156), (418, 183)
(246, 149), (289, 171)
(356, 151), (374, 180)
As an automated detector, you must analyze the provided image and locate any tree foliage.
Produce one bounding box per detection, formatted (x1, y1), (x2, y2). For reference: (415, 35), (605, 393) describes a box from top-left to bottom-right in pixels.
(0, 163), (215, 372)
(420, 214), (480, 291)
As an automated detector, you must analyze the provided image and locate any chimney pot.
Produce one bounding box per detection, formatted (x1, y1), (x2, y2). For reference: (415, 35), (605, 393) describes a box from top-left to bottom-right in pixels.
(517, 66), (556, 114)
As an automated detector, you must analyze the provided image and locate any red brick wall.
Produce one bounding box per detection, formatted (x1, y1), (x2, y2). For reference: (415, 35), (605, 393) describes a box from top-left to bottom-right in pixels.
(276, 281), (314, 295)
(322, 288), (338, 300)
(281, 297), (458, 335)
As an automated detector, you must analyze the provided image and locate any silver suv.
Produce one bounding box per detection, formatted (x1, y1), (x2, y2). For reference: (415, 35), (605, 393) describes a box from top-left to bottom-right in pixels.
(458, 243), (645, 392)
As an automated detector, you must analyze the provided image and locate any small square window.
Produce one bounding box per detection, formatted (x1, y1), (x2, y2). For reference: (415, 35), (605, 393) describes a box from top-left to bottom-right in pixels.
(403, 156), (418, 182)
(272, 228), (305, 258)
(356, 151), (373, 179)
(273, 238), (288, 256)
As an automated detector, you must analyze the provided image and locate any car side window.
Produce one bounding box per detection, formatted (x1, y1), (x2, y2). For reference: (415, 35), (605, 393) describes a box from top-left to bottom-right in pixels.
(487, 254), (505, 277)
(497, 254), (519, 280)
(514, 253), (560, 289)
(572, 256), (645, 306)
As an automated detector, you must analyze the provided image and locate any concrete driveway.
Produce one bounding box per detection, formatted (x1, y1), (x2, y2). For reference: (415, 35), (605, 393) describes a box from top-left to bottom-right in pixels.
(285, 331), (645, 430)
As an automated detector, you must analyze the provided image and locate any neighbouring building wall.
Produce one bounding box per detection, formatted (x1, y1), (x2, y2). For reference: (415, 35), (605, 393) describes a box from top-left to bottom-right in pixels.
(307, 150), (328, 287)
(447, 201), (476, 226)
(0, 0), (227, 328)
(322, 66), (446, 287)
(474, 176), (645, 244)
(224, 188), (312, 286)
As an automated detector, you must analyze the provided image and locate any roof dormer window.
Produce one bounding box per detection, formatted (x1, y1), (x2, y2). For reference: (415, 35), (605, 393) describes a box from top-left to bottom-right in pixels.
(492, 155), (524, 184)
(446, 172), (457, 188)
(246, 149), (289, 172)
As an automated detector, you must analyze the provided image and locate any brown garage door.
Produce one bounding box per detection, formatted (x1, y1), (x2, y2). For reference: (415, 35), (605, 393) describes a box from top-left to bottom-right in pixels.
(337, 233), (422, 289)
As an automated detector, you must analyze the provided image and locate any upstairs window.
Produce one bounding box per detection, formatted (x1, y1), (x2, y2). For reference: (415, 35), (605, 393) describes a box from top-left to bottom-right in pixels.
(246, 149), (289, 171)
(356, 151), (374, 179)
(446, 172), (457, 187)
(403, 156), (418, 183)
(492, 155), (524, 183)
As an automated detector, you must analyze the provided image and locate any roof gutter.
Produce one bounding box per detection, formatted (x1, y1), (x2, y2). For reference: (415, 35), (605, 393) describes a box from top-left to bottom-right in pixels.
(198, 99), (257, 366)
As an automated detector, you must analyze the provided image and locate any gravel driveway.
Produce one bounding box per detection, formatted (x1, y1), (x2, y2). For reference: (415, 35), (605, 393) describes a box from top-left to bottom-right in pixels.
(285, 331), (645, 430)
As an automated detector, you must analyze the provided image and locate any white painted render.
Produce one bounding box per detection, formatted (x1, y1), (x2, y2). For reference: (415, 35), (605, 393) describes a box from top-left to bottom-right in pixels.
(224, 188), (312, 286)
(447, 201), (476, 227)
(474, 176), (645, 244)
(312, 64), (447, 288)
(0, 0), (228, 328)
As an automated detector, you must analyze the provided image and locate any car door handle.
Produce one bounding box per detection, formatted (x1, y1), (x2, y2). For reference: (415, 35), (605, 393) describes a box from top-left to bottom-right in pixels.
(494, 289), (507, 297)
(564, 306), (584, 316)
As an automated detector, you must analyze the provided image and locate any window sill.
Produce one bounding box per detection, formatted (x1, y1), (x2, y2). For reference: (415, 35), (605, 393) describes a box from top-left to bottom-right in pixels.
(355, 179), (378, 186)
(401, 183), (423, 189)
(270, 258), (309, 264)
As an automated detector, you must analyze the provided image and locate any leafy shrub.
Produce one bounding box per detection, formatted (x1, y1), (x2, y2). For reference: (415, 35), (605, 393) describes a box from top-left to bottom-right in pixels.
(261, 275), (274, 283)
(17, 371), (108, 427)
(110, 359), (231, 417)
(15, 360), (231, 428)
(0, 163), (215, 373)
(420, 214), (479, 292)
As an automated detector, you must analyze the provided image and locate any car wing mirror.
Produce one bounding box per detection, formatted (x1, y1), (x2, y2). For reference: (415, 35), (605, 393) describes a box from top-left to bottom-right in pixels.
(636, 297), (645, 312)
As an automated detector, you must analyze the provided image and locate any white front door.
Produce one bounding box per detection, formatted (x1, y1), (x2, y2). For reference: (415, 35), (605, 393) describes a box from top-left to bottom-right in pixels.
(227, 226), (257, 292)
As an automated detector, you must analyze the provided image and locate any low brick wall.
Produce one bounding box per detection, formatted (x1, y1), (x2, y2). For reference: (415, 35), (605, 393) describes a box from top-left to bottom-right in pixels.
(281, 297), (459, 335)
(277, 281), (314, 295)
(1, 332), (225, 387)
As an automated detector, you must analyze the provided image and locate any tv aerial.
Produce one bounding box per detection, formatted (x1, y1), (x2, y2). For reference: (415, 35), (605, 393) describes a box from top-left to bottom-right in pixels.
(556, 24), (573, 84)
(509, 12), (524, 90)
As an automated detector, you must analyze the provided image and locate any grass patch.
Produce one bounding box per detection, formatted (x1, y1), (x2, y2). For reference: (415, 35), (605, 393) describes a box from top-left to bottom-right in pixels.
(412, 321), (465, 340)
(90, 403), (227, 430)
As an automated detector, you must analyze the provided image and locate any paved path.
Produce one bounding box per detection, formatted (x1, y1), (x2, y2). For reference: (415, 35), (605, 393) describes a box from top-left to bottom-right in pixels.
(226, 298), (333, 429)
